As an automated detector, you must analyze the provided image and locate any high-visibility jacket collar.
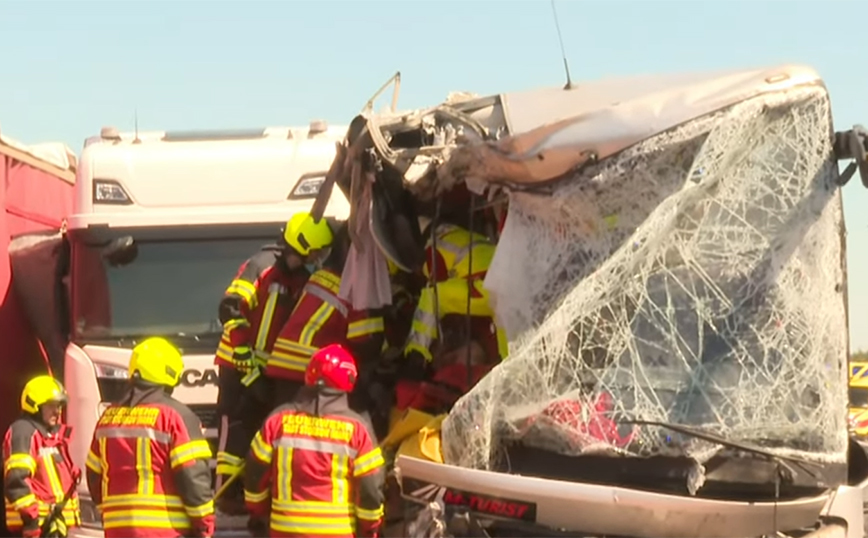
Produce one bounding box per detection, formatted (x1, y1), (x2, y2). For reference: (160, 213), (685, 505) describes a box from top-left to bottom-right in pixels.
(423, 224), (493, 281)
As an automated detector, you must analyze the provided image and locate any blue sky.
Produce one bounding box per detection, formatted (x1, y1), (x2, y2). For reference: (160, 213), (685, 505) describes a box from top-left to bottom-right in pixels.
(2, 0), (868, 348)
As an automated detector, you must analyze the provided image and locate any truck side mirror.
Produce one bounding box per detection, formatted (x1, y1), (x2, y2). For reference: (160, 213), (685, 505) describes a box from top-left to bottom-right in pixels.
(102, 236), (138, 267)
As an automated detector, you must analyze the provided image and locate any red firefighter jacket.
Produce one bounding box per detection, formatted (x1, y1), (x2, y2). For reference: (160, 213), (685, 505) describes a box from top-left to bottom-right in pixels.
(3, 417), (81, 533)
(243, 386), (386, 538)
(265, 268), (385, 383)
(85, 384), (214, 538)
(215, 245), (310, 371)
(395, 363), (492, 414)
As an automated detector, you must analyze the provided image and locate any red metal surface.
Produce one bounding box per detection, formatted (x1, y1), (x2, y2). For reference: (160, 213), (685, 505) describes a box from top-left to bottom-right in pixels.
(0, 153), (72, 448)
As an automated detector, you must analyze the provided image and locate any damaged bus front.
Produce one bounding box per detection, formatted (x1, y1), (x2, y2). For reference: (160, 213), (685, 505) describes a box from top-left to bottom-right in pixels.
(323, 65), (868, 538)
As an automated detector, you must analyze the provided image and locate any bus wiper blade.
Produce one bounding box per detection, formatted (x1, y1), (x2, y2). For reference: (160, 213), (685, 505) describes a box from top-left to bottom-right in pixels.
(621, 419), (824, 482)
(112, 332), (221, 345)
(174, 332), (221, 339)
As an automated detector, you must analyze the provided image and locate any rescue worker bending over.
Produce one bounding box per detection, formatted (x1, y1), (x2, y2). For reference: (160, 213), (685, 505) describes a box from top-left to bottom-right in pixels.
(402, 223), (508, 379)
(245, 344), (386, 538)
(213, 212), (321, 513)
(265, 221), (385, 410)
(86, 337), (214, 538)
(4, 376), (80, 538)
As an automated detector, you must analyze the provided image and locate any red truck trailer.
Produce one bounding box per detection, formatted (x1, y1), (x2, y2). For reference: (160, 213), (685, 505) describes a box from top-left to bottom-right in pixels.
(0, 130), (76, 535)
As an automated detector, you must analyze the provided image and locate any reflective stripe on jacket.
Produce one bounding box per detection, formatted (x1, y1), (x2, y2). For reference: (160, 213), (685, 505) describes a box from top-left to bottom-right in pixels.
(404, 278), (509, 362)
(215, 245), (310, 370)
(423, 224), (495, 283)
(265, 269), (384, 382)
(85, 386), (215, 538)
(243, 386), (386, 538)
(407, 224), (509, 361)
(3, 418), (81, 533)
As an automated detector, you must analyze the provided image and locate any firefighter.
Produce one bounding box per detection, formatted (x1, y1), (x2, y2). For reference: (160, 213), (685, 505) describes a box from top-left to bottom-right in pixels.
(244, 344), (386, 538)
(85, 337), (214, 538)
(265, 221), (385, 410)
(213, 211), (327, 513)
(402, 222), (508, 380)
(383, 259), (421, 355)
(363, 259), (423, 438)
(3, 375), (81, 538)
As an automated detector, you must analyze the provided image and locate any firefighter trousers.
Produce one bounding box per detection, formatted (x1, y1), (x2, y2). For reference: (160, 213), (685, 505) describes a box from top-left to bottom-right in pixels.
(215, 366), (273, 492)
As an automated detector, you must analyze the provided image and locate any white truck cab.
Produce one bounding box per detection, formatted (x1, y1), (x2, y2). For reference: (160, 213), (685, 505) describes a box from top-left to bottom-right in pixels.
(61, 122), (350, 536)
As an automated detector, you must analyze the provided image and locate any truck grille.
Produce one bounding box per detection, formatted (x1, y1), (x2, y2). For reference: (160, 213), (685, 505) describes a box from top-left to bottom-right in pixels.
(189, 404), (220, 430)
(188, 404), (220, 483)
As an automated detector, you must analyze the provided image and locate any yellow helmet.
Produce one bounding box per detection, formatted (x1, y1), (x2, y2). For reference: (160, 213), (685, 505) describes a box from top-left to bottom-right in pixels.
(129, 337), (184, 388)
(21, 375), (67, 415)
(282, 212), (333, 257)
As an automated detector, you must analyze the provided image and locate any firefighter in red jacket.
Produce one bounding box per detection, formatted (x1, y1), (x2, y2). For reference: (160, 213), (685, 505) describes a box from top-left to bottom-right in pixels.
(214, 212), (329, 512)
(265, 222), (385, 410)
(3, 375), (81, 538)
(244, 344), (386, 538)
(86, 337), (214, 538)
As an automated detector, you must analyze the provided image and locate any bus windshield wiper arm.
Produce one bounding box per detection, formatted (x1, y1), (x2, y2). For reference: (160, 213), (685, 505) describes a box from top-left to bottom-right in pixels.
(621, 419), (824, 482)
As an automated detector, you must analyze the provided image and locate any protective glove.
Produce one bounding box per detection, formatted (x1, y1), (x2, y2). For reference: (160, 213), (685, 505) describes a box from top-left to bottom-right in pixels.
(46, 517), (68, 538)
(232, 346), (255, 372)
(29, 513), (69, 538)
(21, 512), (40, 538)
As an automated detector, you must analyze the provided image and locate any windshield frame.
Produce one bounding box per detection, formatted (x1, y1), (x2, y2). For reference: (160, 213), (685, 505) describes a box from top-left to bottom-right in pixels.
(67, 222), (282, 349)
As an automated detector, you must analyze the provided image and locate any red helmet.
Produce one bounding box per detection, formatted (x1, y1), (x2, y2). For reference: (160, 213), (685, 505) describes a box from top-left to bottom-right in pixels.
(305, 344), (358, 392)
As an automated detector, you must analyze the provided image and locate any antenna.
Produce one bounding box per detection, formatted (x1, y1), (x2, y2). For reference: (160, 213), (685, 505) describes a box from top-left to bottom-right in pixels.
(550, 0), (574, 90)
(133, 108), (141, 144)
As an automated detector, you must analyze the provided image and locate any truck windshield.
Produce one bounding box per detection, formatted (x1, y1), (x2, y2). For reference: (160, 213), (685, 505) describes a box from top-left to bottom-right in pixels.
(70, 236), (273, 344)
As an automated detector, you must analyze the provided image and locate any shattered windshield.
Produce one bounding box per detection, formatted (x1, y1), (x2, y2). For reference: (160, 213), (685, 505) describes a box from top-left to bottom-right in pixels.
(70, 234), (271, 345)
(441, 80), (849, 472)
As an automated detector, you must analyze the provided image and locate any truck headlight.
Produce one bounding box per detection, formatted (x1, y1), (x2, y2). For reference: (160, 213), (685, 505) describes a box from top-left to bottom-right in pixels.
(288, 173), (325, 199)
(93, 362), (129, 379)
(93, 362), (129, 403)
(93, 179), (132, 204)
